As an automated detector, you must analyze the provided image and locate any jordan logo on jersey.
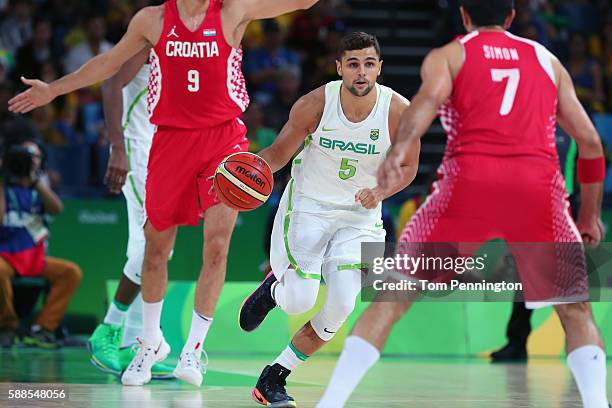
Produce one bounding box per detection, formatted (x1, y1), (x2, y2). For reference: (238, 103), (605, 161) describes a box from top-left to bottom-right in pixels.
(167, 25), (179, 38)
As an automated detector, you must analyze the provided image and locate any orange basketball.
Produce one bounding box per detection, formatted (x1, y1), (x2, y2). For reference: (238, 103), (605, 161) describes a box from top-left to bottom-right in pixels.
(214, 152), (273, 211)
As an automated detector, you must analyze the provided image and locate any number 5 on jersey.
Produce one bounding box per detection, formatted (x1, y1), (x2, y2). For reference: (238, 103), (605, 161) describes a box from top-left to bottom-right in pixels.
(188, 69), (200, 92)
(339, 158), (358, 180)
(491, 68), (520, 116)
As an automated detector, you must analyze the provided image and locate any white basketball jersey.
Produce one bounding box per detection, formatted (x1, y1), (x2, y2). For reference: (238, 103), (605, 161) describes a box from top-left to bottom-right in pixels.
(291, 80), (396, 214)
(122, 64), (154, 142)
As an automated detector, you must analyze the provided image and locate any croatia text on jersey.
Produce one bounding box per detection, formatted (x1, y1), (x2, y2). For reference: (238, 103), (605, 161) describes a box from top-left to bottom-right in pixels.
(166, 41), (220, 58)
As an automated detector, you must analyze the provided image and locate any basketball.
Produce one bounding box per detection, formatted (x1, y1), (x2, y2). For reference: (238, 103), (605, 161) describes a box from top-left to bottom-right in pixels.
(214, 152), (274, 211)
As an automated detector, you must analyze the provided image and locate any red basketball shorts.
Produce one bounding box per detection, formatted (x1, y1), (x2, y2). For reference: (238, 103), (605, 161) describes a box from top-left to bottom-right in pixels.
(145, 118), (248, 231)
(397, 156), (588, 306)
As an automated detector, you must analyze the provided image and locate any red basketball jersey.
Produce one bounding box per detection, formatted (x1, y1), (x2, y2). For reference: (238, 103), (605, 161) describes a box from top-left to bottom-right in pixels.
(148, 0), (249, 129)
(439, 31), (559, 167)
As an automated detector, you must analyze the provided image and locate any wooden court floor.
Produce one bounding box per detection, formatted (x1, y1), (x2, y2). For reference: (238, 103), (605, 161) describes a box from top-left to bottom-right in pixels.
(0, 347), (608, 407)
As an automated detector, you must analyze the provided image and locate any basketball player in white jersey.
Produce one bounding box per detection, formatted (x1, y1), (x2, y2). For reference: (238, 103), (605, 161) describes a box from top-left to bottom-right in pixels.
(237, 32), (418, 407)
(88, 48), (175, 379)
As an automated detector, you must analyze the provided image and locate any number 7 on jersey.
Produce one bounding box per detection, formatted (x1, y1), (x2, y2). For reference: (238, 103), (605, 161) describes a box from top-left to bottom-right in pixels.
(491, 68), (520, 116)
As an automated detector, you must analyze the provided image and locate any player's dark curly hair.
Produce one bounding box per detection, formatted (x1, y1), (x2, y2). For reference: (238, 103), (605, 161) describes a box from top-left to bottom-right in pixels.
(462, 0), (514, 27)
(337, 32), (381, 60)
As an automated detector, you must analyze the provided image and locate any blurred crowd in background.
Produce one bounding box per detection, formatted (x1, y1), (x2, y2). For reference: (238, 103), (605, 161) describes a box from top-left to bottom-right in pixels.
(0, 0), (610, 201)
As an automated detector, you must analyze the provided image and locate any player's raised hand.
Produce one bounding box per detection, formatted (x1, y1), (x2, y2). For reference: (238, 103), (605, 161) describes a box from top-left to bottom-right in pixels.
(104, 143), (128, 194)
(8, 77), (55, 114)
(377, 147), (405, 191)
(355, 187), (384, 209)
(577, 217), (605, 247)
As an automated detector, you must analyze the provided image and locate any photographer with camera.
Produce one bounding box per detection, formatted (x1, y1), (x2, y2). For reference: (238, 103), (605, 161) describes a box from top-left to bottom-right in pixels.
(0, 137), (81, 348)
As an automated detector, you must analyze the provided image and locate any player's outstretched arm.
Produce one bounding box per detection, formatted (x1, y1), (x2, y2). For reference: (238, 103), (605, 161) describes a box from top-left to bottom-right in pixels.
(258, 87), (324, 173)
(377, 45), (454, 191)
(8, 8), (158, 114)
(556, 62), (605, 245)
(102, 47), (151, 194)
(236, 0), (319, 21)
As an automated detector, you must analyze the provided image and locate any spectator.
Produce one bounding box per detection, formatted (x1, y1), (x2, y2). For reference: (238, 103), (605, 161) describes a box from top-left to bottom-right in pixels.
(242, 101), (277, 152)
(558, 0), (599, 36)
(304, 27), (344, 89)
(14, 17), (58, 80)
(0, 137), (81, 348)
(0, 82), (40, 147)
(288, 0), (339, 54)
(244, 19), (300, 104)
(263, 68), (301, 131)
(104, 0), (133, 44)
(517, 22), (540, 42)
(0, 0), (34, 53)
(63, 14), (113, 74)
(567, 32), (606, 113)
(38, 0), (78, 57)
(602, 20), (612, 110)
(512, 0), (547, 43)
(37, 61), (80, 146)
(0, 58), (8, 83)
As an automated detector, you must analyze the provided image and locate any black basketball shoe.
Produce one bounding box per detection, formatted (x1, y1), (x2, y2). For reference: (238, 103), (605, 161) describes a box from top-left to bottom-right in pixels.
(490, 343), (527, 362)
(239, 271), (277, 332)
(252, 364), (296, 407)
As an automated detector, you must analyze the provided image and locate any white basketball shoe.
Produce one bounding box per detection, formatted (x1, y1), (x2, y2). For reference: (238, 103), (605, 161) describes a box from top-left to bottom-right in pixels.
(121, 337), (170, 386)
(174, 349), (208, 387)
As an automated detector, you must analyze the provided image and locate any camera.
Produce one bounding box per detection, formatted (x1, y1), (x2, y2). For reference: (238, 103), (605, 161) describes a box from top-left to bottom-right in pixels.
(2, 144), (37, 182)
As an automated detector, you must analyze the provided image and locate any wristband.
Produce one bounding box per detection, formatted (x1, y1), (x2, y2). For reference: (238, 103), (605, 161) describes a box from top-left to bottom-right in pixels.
(577, 156), (606, 183)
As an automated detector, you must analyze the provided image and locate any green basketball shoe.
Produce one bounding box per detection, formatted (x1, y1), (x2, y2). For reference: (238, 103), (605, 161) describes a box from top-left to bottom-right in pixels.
(119, 345), (176, 380)
(88, 323), (122, 374)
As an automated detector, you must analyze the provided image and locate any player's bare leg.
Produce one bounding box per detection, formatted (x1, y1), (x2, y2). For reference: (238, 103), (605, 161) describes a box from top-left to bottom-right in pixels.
(174, 203), (238, 386)
(251, 269), (362, 407)
(291, 322), (325, 356)
(142, 223), (177, 303)
(114, 276), (140, 305)
(197, 203), (238, 315)
(354, 299), (412, 348)
(317, 290), (416, 408)
(121, 223), (176, 386)
(555, 302), (608, 408)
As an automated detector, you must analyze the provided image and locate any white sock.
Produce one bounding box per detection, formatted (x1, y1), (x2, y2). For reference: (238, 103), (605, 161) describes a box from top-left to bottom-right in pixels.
(316, 336), (380, 408)
(121, 293), (143, 348)
(103, 300), (127, 326)
(567, 345), (608, 408)
(181, 310), (213, 358)
(142, 299), (163, 346)
(273, 344), (307, 371)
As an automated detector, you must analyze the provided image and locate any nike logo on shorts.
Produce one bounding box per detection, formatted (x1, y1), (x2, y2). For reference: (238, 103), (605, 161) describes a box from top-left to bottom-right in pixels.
(323, 328), (336, 334)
